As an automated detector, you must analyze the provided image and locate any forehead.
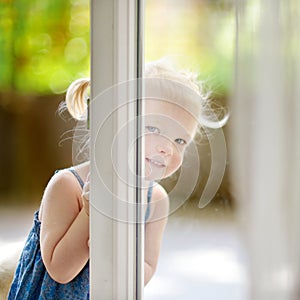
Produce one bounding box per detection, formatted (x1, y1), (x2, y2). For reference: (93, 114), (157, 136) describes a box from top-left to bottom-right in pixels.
(144, 99), (198, 136)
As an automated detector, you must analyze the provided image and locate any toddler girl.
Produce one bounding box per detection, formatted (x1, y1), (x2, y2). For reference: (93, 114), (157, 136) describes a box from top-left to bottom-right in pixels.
(7, 60), (223, 299)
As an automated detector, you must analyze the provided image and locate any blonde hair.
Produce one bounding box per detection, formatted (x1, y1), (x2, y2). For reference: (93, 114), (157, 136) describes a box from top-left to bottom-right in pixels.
(145, 59), (202, 94)
(144, 59), (228, 129)
(63, 59), (228, 125)
(65, 78), (90, 120)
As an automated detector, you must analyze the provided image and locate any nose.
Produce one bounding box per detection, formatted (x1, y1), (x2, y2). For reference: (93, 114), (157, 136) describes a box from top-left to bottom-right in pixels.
(155, 143), (173, 156)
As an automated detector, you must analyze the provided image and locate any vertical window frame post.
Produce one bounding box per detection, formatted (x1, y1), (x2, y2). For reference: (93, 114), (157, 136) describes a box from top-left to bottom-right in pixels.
(90, 0), (144, 299)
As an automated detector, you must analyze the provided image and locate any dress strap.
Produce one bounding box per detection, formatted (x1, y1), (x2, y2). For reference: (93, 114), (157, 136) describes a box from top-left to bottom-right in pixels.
(66, 168), (151, 220)
(145, 182), (154, 221)
(68, 168), (85, 189)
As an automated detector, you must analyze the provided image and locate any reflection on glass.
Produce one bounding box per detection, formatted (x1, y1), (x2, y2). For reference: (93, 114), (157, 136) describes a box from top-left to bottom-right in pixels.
(146, 1), (300, 299)
(145, 1), (239, 299)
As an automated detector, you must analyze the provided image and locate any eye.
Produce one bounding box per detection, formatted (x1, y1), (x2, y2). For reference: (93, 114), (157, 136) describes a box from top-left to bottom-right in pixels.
(174, 138), (187, 145)
(145, 126), (160, 134)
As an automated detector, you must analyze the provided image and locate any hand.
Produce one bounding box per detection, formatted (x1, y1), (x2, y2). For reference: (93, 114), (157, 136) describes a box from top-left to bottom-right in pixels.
(81, 173), (90, 216)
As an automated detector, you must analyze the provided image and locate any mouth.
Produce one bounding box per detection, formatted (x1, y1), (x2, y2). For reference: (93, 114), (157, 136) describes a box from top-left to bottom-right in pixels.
(145, 157), (166, 168)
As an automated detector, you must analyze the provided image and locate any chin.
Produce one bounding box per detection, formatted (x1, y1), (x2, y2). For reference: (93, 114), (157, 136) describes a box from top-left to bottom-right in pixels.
(144, 174), (160, 181)
(144, 170), (167, 181)
(144, 164), (168, 181)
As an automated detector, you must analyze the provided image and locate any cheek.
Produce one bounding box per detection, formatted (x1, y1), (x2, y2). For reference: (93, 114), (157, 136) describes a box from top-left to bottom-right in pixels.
(144, 135), (154, 153)
(169, 150), (184, 170)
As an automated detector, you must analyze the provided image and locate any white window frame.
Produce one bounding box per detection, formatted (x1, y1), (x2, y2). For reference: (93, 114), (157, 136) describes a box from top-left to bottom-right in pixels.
(90, 0), (144, 299)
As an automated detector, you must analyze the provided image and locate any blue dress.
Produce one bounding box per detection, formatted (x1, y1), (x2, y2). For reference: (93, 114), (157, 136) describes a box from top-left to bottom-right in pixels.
(7, 169), (153, 300)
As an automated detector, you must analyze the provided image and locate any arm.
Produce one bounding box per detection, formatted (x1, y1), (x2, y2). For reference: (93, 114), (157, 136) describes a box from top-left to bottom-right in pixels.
(39, 170), (89, 284)
(144, 184), (169, 285)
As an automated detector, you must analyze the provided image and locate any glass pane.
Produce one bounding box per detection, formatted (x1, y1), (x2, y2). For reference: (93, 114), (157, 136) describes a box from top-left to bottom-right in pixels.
(144, 1), (246, 299)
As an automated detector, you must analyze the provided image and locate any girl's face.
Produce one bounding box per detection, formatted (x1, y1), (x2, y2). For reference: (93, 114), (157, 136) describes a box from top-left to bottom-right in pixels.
(144, 99), (198, 181)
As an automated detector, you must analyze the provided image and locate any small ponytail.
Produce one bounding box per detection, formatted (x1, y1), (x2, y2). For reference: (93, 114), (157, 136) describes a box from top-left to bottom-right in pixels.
(65, 78), (90, 120)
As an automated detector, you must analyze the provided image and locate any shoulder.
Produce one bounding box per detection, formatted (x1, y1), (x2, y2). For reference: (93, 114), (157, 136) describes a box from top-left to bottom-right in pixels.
(149, 182), (169, 221)
(46, 161), (89, 191)
(39, 168), (83, 221)
(46, 169), (82, 194)
(42, 162), (89, 203)
(151, 183), (168, 201)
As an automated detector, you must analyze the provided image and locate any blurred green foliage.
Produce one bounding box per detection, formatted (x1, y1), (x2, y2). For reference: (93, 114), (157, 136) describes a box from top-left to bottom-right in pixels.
(0, 0), (90, 95)
(0, 0), (236, 203)
(146, 0), (235, 97)
(0, 0), (235, 96)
